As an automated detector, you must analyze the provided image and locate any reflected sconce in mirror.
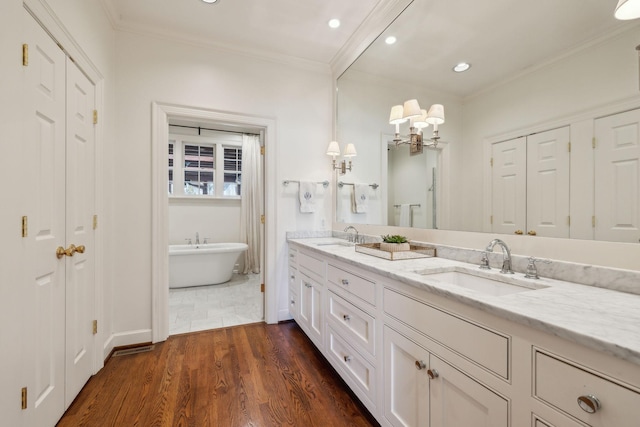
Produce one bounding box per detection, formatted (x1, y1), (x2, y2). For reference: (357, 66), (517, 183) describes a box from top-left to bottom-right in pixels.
(390, 99), (445, 151)
(614, 0), (640, 19)
(327, 141), (357, 174)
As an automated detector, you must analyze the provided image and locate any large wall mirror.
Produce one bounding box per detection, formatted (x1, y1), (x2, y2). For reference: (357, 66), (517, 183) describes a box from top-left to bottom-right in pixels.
(336, 0), (640, 243)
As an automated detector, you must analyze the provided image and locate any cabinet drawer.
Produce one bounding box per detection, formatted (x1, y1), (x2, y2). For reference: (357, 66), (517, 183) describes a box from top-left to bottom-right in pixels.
(328, 291), (376, 356)
(299, 251), (324, 282)
(327, 264), (375, 306)
(384, 287), (509, 379)
(534, 350), (640, 427)
(327, 326), (376, 404)
(288, 247), (297, 266)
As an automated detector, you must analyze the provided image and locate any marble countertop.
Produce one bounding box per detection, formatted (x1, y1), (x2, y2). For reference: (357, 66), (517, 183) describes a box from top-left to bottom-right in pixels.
(288, 237), (640, 367)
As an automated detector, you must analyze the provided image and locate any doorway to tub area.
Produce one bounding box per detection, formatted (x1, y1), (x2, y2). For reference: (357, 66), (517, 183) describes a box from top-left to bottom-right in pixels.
(166, 120), (265, 335)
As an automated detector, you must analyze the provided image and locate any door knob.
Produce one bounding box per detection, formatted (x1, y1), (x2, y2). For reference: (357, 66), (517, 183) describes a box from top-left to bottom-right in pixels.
(427, 369), (439, 379)
(56, 244), (77, 259)
(514, 230), (524, 235)
(577, 395), (601, 414)
(527, 230), (537, 236)
(75, 245), (85, 254)
(415, 360), (426, 370)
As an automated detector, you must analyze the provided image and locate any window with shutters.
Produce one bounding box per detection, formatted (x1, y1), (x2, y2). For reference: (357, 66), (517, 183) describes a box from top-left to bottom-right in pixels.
(169, 133), (242, 199)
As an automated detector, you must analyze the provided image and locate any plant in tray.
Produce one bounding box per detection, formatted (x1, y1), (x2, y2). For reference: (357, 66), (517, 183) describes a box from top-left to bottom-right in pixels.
(380, 234), (410, 252)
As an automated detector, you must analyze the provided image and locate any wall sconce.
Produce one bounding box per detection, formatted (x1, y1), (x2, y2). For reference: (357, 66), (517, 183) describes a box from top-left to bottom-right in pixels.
(390, 99), (445, 151)
(327, 141), (356, 174)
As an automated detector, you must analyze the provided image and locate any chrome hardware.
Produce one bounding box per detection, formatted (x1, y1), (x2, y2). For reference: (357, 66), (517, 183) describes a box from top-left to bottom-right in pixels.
(514, 230), (524, 235)
(524, 257), (552, 279)
(427, 369), (439, 379)
(203, 237), (210, 244)
(479, 251), (490, 270)
(195, 232), (200, 245)
(290, 274), (295, 280)
(344, 355), (352, 363)
(290, 299), (295, 305)
(344, 225), (359, 243)
(343, 314), (351, 321)
(185, 238), (192, 245)
(527, 230), (537, 236)
(577, 395), (601, 414)
(304, 282), (312, 288)
(289, 253), (295, 258)
(341, 279), (349, 285)
(485, 238), (514, 274)
(415, 360), (426, 370)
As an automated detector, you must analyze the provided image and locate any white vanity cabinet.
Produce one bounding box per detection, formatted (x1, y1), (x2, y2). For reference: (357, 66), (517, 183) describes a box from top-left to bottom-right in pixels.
(286, 241), (640, 427)
(383, 288), (509, 427)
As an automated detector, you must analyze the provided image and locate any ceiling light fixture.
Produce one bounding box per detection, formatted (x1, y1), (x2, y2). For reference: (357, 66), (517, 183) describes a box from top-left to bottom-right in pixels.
(453, 62), (471, 73)
(389, 100), (445, 152)
(328, 19), (341, 28)
(385, 36), (397, 45)
(615, 0), (640, 19)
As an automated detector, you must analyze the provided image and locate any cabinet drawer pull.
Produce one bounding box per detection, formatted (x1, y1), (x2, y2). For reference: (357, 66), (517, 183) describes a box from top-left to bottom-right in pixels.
(577, 395), (601, 414)
(415, 360), (426, 370)
(289, 254), (295, 259)
(290, 299), (295, 305)
(343, 314), (351, 321)
(290, 274), (295, 279)
(344, 355), (352, 363)
(304, 282), (312, 288)
(341, 279), (349, 285)
(427, 369), (439, 379)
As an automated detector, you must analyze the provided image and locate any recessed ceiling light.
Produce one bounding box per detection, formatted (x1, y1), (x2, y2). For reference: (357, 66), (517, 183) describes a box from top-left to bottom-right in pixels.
(385, 36), (397, 45)
(328, 19), (341, 28)
(201, 0), (218, 3)
(453, 62), (471, 73)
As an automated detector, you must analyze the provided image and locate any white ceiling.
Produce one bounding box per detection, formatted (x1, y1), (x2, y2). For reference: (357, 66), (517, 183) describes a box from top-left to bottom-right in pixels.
(100, 0), (640, 97)
(101, 0), (381, 65)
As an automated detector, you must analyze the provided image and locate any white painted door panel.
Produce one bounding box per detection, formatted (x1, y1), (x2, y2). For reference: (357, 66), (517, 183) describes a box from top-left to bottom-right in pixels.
(492, 137), (527, 235)
(64, 58), (95, 407)
(23, 9), (67, 427)
(526, 127), (570, 238)
(383, 326), (429, 427)
(594, 109), (640, 243)
(430, 355), (508, 427)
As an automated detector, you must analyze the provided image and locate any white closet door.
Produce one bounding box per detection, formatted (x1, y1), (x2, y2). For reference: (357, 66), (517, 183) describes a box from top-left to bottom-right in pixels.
(23, 9), (67, 426)
(491, 137), (527, 235)
(594, 109), (640, 243)
(64, 57), (96, 406)
(526, 127), (570, 238)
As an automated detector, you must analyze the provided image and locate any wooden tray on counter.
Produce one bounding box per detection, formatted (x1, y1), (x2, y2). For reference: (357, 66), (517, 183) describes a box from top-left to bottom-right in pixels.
(355, 242), (436, 261)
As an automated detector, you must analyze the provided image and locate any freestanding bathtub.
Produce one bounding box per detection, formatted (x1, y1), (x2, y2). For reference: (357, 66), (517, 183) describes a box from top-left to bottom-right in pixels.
(169, 242), (248, 288)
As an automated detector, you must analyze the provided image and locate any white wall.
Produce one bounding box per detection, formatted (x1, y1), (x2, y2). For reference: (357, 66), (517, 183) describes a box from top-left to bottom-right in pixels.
(113, 30), (335, 335)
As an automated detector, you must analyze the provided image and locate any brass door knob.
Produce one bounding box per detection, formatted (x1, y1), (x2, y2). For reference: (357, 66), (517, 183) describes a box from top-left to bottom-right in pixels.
(514, 230), (524, 235)
(56, 244), (78, 259)
(75, 245), (86, 254)
(527, 230), (537, 236)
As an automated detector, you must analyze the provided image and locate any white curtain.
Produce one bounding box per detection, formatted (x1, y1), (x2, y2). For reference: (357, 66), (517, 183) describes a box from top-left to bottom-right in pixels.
(240, 134), (262, 274)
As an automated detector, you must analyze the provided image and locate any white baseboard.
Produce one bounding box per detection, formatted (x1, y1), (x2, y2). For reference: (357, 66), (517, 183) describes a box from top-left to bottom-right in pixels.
(278, 309), (293, 322)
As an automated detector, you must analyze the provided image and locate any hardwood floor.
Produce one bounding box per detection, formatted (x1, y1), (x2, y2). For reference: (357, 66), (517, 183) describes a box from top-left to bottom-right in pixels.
(57, 321), (379, 427)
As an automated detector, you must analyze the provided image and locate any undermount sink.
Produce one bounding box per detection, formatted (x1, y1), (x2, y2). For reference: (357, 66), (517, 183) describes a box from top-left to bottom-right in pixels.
(314, 240), (354, 247)
(415, 269), (548, 296)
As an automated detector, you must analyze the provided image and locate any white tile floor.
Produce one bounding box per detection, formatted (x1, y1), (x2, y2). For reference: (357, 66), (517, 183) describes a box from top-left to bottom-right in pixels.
(169, 273), (263, 335)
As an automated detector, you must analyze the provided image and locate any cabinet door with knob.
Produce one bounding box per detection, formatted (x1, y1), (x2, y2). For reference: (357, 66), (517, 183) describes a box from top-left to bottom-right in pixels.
(298, 271), (323, 347)
(383, 326), (430, 427)
(429, 354), (508, 427)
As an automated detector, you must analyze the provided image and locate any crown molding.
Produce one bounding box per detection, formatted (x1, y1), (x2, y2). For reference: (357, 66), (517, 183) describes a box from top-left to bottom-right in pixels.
(330, 0), (413, 79)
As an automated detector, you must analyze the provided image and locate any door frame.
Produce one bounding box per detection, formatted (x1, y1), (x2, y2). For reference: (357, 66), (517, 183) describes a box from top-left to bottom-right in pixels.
(151, 102), (277, 342)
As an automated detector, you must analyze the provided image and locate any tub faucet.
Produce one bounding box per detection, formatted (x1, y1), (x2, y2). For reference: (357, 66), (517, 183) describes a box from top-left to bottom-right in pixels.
(195, 232), (200, 245)
(344, 225), (359, 243)
(484, 238), (514, 274)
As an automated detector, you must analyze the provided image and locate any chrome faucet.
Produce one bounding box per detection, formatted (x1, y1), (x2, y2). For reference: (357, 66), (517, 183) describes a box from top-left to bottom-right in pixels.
(344, 225), (360, 243)
(483, 238), (514, 274)
(195, 232), (200, 245)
